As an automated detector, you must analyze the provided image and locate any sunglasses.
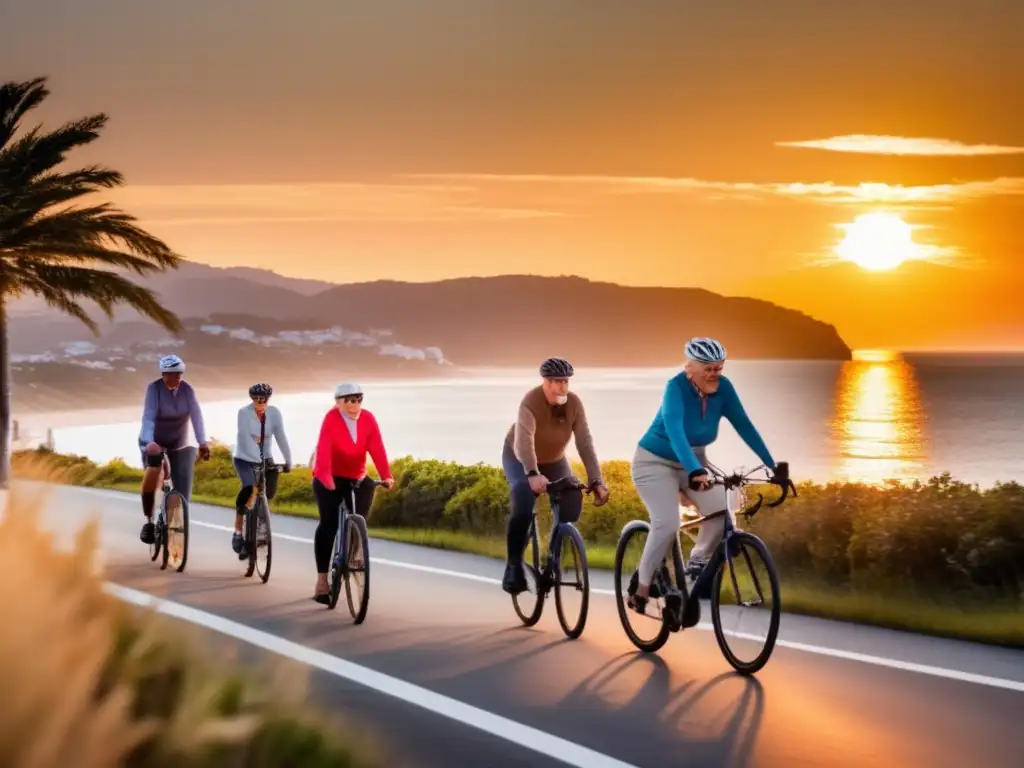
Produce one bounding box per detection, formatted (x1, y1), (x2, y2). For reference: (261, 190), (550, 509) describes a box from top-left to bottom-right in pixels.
(252, 397), (268, 404)
(337, 395), (363, 404)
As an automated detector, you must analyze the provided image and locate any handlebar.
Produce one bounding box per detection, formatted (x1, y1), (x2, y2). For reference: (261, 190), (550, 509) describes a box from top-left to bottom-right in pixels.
(535, 474), (592, 496)
(688, 462), (797, 519)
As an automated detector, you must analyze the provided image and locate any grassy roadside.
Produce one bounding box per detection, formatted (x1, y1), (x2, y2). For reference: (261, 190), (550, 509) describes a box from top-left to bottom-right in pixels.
(79, 479), (1024, 648)
(0, 475), (382, 767)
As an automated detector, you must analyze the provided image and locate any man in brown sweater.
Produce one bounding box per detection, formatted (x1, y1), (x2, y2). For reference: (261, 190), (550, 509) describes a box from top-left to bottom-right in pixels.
(501, 357), (610, 594)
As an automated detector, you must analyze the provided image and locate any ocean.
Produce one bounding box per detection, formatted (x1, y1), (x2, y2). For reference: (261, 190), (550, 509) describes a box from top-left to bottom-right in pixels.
(19, 353), (1024, 487)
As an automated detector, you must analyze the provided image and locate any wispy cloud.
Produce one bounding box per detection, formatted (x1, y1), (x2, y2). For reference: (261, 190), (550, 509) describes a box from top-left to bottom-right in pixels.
(776, 134), (1024, 156)
(409, 173), (1024, 206)
(103, 182), (564, 225)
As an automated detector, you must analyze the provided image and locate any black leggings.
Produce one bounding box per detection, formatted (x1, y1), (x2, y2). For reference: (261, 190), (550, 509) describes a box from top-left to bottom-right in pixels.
(312, 477), (377, 573)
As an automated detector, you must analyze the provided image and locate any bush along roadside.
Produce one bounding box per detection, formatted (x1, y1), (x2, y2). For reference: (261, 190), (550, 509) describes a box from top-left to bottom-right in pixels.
(0, 478), (382, 768)
(12, 444), (1024, 648)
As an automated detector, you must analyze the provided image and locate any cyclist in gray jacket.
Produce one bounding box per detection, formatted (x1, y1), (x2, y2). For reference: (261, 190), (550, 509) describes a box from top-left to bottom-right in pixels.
(231, 383), (292, 557)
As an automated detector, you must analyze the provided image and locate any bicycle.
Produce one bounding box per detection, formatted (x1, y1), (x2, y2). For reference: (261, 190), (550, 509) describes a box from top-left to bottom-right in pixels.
(613, 462), (796, 674)
(238, 457), (284, 583)
(148, 452), (190, 573)
(511, 474), (594, 639)
(325, 476), (381, 623)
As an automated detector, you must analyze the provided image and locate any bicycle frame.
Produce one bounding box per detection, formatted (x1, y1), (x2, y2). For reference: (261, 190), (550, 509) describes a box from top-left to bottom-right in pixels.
(334, 476), (380, 572)
(638, 463), (795, 621)
(528, 475), (589, 589)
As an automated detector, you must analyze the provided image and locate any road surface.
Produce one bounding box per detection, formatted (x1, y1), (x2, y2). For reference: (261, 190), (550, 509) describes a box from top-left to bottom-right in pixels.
(9, 481), (1024, 767)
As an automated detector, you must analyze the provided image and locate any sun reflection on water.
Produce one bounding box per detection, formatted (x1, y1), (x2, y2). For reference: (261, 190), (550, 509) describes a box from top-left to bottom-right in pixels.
(831, 350), (928, 484)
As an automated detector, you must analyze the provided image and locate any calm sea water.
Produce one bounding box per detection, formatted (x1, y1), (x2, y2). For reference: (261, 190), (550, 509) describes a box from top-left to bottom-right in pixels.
(23, 353), (1024, 487)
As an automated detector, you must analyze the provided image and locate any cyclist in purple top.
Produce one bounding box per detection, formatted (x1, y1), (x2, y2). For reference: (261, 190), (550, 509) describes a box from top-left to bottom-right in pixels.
(137, 354), (210, 545)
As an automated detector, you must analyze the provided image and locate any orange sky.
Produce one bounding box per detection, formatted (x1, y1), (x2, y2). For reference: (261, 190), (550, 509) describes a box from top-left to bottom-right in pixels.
(3, 0), (1022, 350)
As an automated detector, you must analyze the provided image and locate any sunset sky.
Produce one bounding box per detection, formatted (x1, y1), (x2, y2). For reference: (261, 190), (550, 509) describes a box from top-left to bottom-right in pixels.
(3, 0), (1022, 350)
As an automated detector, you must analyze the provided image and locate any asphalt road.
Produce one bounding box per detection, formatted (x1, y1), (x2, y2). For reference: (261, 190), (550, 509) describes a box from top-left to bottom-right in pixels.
(9, 481), (1024, 768)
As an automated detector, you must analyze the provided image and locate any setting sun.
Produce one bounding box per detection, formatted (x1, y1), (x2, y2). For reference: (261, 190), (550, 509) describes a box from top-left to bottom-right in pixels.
(834, 212), (920, 271)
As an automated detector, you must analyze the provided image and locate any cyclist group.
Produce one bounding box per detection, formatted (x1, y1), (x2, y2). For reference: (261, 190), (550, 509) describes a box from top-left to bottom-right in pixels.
(139, 337), (788, 612)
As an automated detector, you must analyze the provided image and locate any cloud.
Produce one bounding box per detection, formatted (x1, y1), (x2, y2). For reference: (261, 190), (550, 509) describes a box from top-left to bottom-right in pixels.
(776, 135), (1024, 156)
(103, 182), (564, 225)
(409, 173), (1024, 206)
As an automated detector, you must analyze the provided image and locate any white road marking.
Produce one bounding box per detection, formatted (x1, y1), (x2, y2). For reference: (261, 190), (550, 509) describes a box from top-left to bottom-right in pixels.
(104, 582), (641, 768)
(41, 483), (1024, 694)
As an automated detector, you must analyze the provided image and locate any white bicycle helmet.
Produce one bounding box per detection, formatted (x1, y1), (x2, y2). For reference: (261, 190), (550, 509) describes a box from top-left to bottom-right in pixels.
(685, 337), (727, 364)
(334, 382), (363, 398)
(158, 354), (186, 373)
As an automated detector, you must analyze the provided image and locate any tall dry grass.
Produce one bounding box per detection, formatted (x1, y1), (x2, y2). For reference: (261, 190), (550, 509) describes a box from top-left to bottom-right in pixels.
(0, 464), (381, 768)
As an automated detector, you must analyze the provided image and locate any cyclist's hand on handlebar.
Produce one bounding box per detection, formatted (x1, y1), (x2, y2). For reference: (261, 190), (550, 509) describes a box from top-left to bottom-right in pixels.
(380, 477), (395, 490)
(528, 473), (549, 494)
(688, 470), (711, 492)
(770, 461), (789, 485)
(591, 482), (610, 506)
(145, 442), (162, 456)
(198, 443), (211, 461)
(282, 462), (292, 474)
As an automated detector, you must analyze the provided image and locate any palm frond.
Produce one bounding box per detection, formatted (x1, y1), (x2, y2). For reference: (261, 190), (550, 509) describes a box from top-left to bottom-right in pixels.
(12, 263), (183, 334)
(0, 114), (108, 187)
(3, 204), (181, 270)
(0, 76), (48, 149)
(0, 76), (186, 338)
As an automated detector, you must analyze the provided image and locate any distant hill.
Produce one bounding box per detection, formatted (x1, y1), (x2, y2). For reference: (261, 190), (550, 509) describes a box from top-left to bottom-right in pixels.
(8, 265), (852, 364)
(302, 275), (851, 363)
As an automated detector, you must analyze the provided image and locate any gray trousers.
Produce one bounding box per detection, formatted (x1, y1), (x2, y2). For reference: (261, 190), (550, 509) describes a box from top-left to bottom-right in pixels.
(631, 445), (728, 585)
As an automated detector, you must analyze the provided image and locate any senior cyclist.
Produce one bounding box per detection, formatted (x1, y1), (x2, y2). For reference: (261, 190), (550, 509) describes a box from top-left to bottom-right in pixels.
(501, 357), (610, 595)
(138, 354), (210, 545)
(627, 337), (787, 614)
(230, 383), (293, 558)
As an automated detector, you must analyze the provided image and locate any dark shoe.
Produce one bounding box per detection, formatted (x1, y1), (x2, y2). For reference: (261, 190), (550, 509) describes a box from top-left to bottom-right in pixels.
(502, 563), (528, 595)
(140, 521), (155, 545)
(232, 532), (248, 559)
(663, 589), (684, 631)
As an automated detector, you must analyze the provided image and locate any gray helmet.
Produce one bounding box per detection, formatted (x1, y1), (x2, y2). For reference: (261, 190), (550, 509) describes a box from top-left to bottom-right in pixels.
(248, 383), (272, 398)
(539, 357), (574, 378)
(685, 337), (727, 364)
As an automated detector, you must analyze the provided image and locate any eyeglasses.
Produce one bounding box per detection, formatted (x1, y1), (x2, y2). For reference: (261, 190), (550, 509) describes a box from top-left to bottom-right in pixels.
(337, 395), (363, 404)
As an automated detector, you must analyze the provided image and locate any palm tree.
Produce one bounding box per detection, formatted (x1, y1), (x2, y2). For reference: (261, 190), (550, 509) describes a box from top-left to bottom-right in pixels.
(0, 76), (186, 488)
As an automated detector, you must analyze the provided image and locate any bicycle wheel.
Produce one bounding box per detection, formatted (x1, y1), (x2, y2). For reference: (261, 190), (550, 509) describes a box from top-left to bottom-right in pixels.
(512, 521), (544, 626)
(254, 498), (272, 584)
(163, 491), (189, 573)
(327, 513), (344, 610)
(710, 531), (781, 675)
(243, 504), (258, 579)
(553, 525), (590, 639)
(613, 521), (672, 653)
(149, 512), (161, 562)
(344, 514), (371, 624)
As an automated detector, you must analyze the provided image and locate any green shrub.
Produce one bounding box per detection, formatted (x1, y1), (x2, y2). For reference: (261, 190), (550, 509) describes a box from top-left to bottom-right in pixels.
(14, 447), (1024, 608)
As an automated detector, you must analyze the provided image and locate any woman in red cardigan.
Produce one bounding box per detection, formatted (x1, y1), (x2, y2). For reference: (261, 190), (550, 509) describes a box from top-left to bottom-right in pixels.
(311, 382), (394, 603)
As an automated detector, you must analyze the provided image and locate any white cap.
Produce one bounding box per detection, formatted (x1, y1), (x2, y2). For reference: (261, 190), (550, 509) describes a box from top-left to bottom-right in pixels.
(334, 382), (363, 398)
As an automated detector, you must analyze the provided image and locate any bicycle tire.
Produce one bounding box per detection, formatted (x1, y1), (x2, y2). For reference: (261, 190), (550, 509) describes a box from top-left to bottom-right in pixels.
(158, 507), (170, 571)
(327, 514), (344, 610)
(243, 503), (257, 579)
(255, 498), (272, 584)
(553, 524), (590, 639)
(512, 521), (545, 626)
(168, 491), (189, 573)
(149, 513), (161, 562)
(344, 514), (371, 624)
(710, 531), (781, 675)
(613, 521), (672, 653)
